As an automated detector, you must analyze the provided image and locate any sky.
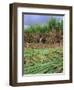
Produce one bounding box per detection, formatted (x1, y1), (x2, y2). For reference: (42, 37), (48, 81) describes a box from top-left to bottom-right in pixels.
(23, 14), (63, 28)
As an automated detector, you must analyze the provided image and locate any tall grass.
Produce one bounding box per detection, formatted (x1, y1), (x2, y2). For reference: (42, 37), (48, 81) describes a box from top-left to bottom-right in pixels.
(24, 17), (63, 33)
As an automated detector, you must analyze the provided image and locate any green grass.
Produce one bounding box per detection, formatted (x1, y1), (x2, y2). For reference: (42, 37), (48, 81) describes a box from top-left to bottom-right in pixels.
(24, 48), (63, 74)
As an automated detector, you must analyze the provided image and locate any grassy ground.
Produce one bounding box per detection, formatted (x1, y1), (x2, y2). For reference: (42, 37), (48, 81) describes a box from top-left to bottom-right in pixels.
(24, 48), (63, 74)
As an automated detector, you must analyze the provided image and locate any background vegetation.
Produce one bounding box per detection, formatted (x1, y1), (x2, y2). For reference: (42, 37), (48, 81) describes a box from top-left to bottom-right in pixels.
(24, 17), (63, 33)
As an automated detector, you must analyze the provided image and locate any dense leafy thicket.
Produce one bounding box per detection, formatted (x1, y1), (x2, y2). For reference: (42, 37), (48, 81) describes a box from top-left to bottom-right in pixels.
(24, 17), (63, 33)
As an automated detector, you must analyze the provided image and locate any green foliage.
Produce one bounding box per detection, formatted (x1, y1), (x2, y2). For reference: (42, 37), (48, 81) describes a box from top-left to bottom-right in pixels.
(41, 24), (49, 33)
(25, 24), (49, 33)
(48, 17), (63, 32)
(24, 17), (63, 33)
(48, 17), (57, 31)
(24, 48), (63, 74)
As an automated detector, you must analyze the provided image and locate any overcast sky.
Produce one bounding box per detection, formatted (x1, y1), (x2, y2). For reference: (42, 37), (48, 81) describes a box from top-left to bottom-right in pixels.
(23, 14), (63, 26)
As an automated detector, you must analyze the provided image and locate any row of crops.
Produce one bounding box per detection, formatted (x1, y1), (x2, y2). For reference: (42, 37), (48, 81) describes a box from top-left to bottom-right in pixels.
(24, 48), (63, 74)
